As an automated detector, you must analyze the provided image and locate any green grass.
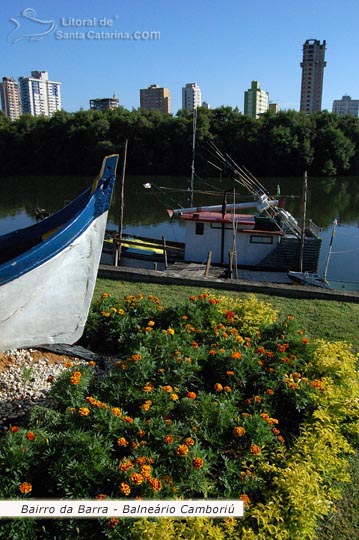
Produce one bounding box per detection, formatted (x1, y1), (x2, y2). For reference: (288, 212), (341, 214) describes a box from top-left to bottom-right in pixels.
(94, 278), (359, 352)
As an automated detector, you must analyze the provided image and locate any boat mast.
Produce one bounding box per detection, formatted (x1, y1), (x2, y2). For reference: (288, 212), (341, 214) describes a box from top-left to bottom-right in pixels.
(189, 108), (197, 206)
(323, 218), (337, 283)
(117, 139), (128, 263)
(299, 171), (308, 273)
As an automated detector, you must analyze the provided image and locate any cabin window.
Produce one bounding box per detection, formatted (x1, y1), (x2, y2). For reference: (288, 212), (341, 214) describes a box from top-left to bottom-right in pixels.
(250, 235), (273, 244)
(195, 223), (204, 235)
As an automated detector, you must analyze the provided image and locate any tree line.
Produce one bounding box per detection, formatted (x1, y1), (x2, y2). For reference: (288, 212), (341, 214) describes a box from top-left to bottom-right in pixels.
(1, 106), (359, 178)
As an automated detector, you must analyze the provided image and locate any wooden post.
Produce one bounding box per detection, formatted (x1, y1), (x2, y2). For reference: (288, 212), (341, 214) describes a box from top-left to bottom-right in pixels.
(162, 236), (168, 269)
(299, 171), (307, 273)
(228, 250), (233, 278)
(117, 139), (128, 264)
(204, 251), (212, 276)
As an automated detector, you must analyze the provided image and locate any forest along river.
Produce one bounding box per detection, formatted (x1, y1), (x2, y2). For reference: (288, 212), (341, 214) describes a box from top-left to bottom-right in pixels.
(0, 174), (358, 291)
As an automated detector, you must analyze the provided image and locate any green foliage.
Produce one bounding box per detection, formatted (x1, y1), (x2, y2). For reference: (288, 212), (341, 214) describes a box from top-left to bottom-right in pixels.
(0, 292), (359, 539)
(1, 108), (359, 176)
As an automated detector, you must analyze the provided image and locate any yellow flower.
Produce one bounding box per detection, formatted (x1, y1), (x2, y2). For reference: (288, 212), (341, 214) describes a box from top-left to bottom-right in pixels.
(176, 444), (189, 456)
(78, 407), (90, 417)
(111, 407), (122, 417)
(117, 437), (129, 447)
(148, 320), (155, 327)
(148, 477), (162, 492)
(170, 393), (179, 401)
(130, 472), (144, 485)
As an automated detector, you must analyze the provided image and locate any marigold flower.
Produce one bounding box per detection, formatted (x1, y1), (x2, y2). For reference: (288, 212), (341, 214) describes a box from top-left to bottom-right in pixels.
(111, 407), (122, 417)
(182, 315), (188, 320)
(140, 465), (152, 478)
(9, 426), (19, 433)
(161, 385), (173, 393)
(214, 383), (223, 392)
(96, 493), (107, 500)
(233, 426), (246, 438)
(164, 435), (174, 444)
(123, 416), (134, 424)
(19, 482), (32, 494)
(192, 341), (199, 348)
(64, 361), (73, 368)
(78, 407), (90, 417)
(143, 382), (154, 392)
(176, 444), (189, 456)
(107, 517), (119, 528)
(148, 477), (162, 492)
(101, 292), (110, 298)
(186, 391), (197, 399)
(184, 437), (195, 447)
(130, 472), (144, 485)
(192, 457), (204, 469)
(239, 493), (250, 507)
(272, 428), (280, 436)
(250, 444), (261, 455)
(138, 429), (146, 438)
(25, 431), (35, 441)
(70, 371), (81, 384)
(226, 370), (235, 376)
(118, 308), (125, 315)
(88, 361), (96, 367)
(170, 393), (179, 401)
(302, 337), (310, 344)
(224, 386), (232, 393)
(166, 327), (175, 335)
(277, 435), (285, 444)
(120, 482), (131, 496)
(256, 347), (265, 354)
(231, 351), (242, 359)
(141, 400), (152, 411)
(226, 310), (235, 319)
(131, 354), (142, 361)
(254, 395), (262, 403)
(266, 388), (275, 395)
(118, 459), (134, 472)
(117, 437), (129, 447)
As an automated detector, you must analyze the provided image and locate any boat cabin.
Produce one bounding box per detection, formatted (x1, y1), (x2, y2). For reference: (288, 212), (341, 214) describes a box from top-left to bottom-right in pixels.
(180, 211), (282, 266)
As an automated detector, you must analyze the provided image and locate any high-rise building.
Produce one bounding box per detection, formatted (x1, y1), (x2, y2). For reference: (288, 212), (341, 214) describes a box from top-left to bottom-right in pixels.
(332, 95), (359, 117)
(182, 83), (202, 111)
(140, 84), (170, 113)
(19, 71), (61, 117)
(244, 81), (269, 119)
(90, 96), (119, 111)
(300, 39), (326, 114)
(0, 77), (22, 120)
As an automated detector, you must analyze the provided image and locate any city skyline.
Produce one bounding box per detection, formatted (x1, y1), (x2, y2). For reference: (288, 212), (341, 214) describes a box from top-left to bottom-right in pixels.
(1, 0), (359, 115)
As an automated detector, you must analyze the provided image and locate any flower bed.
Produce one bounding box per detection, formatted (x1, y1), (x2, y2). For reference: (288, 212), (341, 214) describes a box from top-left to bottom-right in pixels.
(0, 292), (359, 540)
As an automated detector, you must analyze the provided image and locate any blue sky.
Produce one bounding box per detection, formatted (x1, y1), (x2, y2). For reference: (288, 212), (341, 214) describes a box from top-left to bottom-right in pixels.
(2, 0), (359, 114)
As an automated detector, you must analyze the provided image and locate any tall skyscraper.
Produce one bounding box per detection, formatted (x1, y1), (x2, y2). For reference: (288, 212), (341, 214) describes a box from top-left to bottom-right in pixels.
(0, 77), (22, 120)
(300, 39), (326, 114)
(19, 71), (61, 117)
(140, 84), (170, 113)
(332, 95), (359, 117)
(244, 81), (269, 119)
(182, 83), (202, 111)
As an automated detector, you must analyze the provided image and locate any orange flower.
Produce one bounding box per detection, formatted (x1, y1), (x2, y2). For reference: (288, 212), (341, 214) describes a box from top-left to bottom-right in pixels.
(233, 426), (246, 438)
(78, 407), (90, 417)
(161, 385), (173, 393)
(192, 457), (204, 469)
(250, 444), (261, 455)
(239, 493), (250, 507)
(164, 435), (174, 444)
(120, 482), (131, 496)
(266, 388), (275, 395)
(143, 382), (154, 393)
(192, 341), (199, 348)
(214, 383), (223, 392)
(123, 416), (134, 424)
(141, 400), (152, 411)
(9, 426), (19, 433)
(117, 437), (129, 447)
(118, 459), (134, 472)
(107, 517), (119, 528)
(254, 395), (262, 403)
(176, 444), (189, 456)
(226, 371), (235, 376)
(131, 354), (142, 361)
(148, 477), (162, 492)
(130, 472), (144, 485)
(96, 493), (107, 500)
(88, 361), (96, 367)
(231, 351), (242, 359)
(111, 407), (122, 417)
(25, 431), (35, 441)
(277, 435), (285, 444)
(256, 347), (265, 354)
(186, 391), (197, 399)
(19, 482), (32, 494)
(170, 393), (179, 401)
(140, 465), (152, 478)
(302, 337), (310, 344)
(184, 437), (195, 447)
(70, 371), (81, 385)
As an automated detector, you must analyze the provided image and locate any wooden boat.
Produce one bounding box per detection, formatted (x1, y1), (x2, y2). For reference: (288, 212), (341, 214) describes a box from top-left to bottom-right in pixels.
(0, 154), (119, 351)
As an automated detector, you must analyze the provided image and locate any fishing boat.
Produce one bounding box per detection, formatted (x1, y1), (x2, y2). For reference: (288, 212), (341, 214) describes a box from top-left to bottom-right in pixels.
(0, 154), (119, 351)
(166, 144), (322, 274)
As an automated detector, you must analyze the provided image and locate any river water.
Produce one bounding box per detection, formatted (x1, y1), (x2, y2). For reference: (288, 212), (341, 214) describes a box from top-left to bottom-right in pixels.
(0, 173), (358, 290)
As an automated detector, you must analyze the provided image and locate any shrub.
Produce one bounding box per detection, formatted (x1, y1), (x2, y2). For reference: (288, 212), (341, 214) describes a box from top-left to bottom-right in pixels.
(0, 292), (358, 539)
